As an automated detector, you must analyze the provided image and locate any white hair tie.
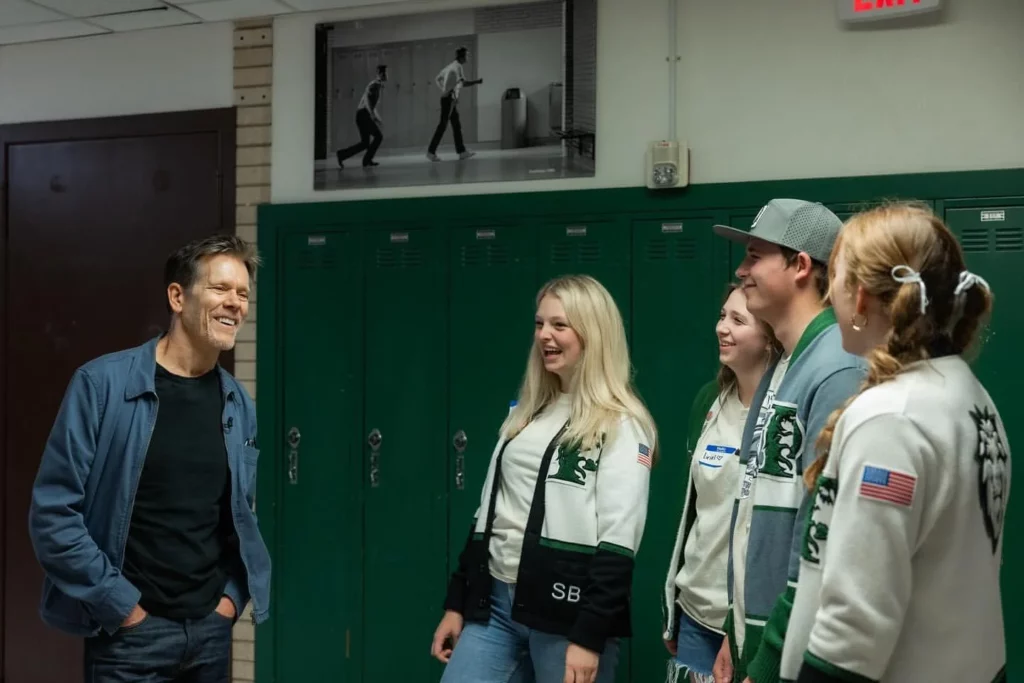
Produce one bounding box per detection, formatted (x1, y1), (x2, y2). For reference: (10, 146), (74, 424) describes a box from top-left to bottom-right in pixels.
(891, 265), (929, 314)
(954, 270), (990, 298)
(947, 270), (991, 333)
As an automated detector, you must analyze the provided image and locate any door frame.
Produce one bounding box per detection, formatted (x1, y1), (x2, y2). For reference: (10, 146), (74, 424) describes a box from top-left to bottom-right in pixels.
(255, 166), (1024, 683)
(0, 106), (236, 679)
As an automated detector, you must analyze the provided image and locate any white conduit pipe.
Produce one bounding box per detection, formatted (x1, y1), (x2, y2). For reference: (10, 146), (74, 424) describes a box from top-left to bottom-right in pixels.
(667, 0), (678, 140)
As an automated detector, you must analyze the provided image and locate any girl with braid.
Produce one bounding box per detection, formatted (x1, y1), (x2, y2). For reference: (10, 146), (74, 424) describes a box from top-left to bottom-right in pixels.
(780, 202), (1011, 683)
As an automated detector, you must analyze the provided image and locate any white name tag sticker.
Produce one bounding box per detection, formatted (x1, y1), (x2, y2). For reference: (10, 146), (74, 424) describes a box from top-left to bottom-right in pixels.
(699, 444), (736, 469)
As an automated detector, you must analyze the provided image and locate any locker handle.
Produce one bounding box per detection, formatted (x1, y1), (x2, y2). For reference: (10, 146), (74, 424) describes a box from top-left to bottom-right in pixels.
(368, 428), (382, 488)
(286, 427), (300, 485)
(453, 429), (467, 490)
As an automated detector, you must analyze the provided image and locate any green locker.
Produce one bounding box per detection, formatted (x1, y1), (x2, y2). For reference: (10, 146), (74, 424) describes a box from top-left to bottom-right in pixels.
(362, 225), (450, 683)
(629, 217), (732, 683)
(535, 219), (632, 328)
(447, 223), (539, 570)
(277, 230), (365, 682)
(945, 204), (1024, 678)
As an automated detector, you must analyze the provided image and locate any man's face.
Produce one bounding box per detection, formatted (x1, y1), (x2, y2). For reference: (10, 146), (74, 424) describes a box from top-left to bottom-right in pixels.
(734, 238), (798, 325)
(175, 254), (250, 353)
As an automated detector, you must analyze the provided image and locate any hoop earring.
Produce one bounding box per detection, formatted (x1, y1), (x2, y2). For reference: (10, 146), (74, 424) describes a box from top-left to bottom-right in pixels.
(851, 313), (868, 332)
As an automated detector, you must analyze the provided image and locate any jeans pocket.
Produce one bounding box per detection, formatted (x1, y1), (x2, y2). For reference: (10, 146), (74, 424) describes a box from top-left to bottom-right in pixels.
(117, 613), (151, 634)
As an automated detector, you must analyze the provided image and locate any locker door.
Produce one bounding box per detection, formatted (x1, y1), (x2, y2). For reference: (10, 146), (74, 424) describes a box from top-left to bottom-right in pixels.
(461, 35), (479, 145)
(387, 43), (414, 148)
(945, 204), (1024, 678)
(277, 230), (365, 683)
(412, 42), (432, 147)
(448, 224), (538, 571)
(629, 217), (731, 683)
(363, 226), (449, 682)
(536, 220), (632, 332)
(536, 218), (632, 682)
(331, 49), (358, 155)
(376, 46), (399, 149)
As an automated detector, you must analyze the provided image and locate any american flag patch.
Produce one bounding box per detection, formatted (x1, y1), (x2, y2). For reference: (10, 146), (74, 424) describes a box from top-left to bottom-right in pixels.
(859, 465), (916, 507)
(637, 443), (652, 469)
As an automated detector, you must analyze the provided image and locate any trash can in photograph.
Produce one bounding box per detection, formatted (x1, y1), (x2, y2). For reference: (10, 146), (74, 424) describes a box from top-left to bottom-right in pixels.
(501, 87), (528, 149)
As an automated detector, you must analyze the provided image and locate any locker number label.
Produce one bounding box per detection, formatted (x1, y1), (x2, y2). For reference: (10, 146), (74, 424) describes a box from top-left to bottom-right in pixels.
(981, 211), (1006, 222)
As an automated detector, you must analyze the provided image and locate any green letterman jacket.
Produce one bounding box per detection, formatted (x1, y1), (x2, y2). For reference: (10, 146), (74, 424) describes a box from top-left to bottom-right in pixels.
(444, 413), (652, 654)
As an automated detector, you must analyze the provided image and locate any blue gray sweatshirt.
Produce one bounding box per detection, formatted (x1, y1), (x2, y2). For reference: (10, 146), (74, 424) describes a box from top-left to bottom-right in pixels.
(724, 309), (866, 682)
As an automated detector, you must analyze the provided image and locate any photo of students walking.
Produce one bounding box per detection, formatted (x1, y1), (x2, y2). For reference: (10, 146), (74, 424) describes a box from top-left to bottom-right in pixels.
(426, 46), (481, 162)
(335, 64), (387, 169)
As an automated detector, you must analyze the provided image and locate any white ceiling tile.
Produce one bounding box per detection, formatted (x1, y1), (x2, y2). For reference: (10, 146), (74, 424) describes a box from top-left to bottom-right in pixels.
(31, 0), (166, 19)
(0, 0), (66, 28)
(165, 0), (293, 20)
(88, 5), (200, 30)
(0, 19), (108, 45)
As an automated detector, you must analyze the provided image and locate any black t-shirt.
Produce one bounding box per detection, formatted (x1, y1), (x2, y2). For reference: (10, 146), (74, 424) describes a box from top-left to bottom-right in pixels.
(121, 364), (239, 620)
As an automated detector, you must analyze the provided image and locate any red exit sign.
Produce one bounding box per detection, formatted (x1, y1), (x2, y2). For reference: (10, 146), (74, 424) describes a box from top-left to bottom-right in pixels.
(837, 0), (942, 22)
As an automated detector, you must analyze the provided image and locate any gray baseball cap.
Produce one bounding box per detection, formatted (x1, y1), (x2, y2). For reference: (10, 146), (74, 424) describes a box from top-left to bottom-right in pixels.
(713, 199), (843, 264)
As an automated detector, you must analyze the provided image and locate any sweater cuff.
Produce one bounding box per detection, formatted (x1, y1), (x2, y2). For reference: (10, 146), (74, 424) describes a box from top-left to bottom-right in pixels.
(746, 640), (782, 683)
(442, 573), (467, 614)
(567, 610), (609, 654)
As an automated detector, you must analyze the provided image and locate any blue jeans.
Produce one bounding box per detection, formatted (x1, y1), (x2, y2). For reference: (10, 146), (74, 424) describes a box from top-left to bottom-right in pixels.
(441, 580), (620, 683)
(667, 611), (722, 683)
(84, 611), (232, 682)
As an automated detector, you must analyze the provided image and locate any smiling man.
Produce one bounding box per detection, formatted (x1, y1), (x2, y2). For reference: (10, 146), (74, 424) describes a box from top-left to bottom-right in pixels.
(709, 200), (865, 683)
(28, 235), (271, 683)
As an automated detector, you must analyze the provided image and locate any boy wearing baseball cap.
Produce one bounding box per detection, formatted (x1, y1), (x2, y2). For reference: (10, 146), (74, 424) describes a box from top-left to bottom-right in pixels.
(711, 199), (866, 683)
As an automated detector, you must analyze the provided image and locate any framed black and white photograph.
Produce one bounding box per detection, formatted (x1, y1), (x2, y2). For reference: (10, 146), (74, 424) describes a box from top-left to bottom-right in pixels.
(312, 0), (597, 191)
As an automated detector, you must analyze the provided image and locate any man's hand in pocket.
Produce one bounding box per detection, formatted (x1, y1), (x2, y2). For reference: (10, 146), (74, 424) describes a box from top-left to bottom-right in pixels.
(214, 597), (237, 620)
(120, 604), (148, 629)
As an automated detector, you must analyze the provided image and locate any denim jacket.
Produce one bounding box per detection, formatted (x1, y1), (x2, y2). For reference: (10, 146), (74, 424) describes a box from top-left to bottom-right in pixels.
(27, 336), (271, 636)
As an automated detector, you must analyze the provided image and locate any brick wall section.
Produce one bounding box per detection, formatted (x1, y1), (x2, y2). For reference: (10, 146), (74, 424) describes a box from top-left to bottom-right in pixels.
(474, 1), (562, 33)
(231, 17), (272, 683)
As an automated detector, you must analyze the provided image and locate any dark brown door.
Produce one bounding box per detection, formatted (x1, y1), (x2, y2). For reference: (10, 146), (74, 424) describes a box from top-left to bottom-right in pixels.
(0, 109), (235, 683)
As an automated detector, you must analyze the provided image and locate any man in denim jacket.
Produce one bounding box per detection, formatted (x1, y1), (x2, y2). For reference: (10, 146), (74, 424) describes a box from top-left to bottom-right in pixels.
(28, 235), (271, 682)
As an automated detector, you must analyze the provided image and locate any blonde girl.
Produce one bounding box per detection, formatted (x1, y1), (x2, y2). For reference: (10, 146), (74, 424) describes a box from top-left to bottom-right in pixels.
(431, 275), (658, 683)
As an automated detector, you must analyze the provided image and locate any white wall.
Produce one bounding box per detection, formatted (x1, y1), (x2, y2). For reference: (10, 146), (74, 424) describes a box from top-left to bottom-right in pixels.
(272, 0), (1024, 203)
(0, 22), (234, 125)
(477, 27), (562, 142)
(678, 0), (1024, 184)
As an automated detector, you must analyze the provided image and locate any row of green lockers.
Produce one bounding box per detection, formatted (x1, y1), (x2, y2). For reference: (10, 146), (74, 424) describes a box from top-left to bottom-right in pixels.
(252, 172), (1024, 683)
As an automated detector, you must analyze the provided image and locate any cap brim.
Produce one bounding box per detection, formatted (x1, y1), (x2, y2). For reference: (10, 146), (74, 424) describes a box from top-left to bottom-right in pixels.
(712, 224), (753, 244)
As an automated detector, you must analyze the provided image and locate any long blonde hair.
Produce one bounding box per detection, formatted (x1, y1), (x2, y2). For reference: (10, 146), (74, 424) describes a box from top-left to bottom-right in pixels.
(805, 202), (993, 487)
(500, 275), (658, 458)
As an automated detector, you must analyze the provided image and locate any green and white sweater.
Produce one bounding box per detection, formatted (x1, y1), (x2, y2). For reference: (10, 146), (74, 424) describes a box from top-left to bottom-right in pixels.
(781, 355), (1010, 683)
(725, 309), (865, 683)
(662, 380), (741, 640)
